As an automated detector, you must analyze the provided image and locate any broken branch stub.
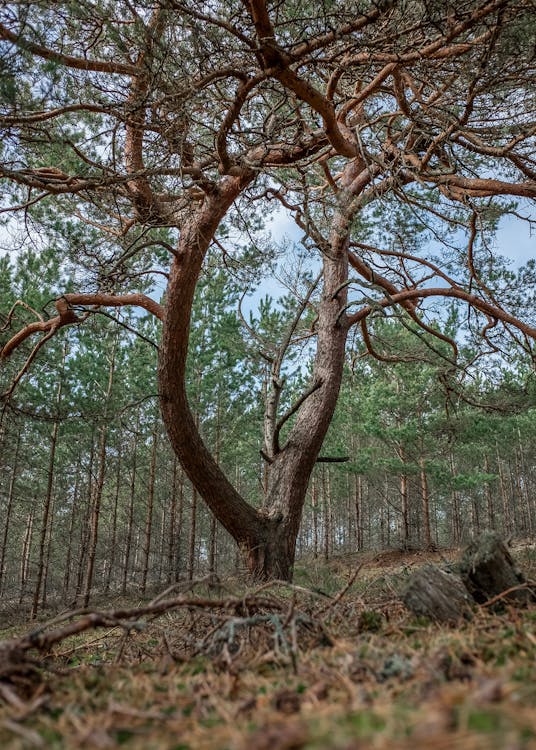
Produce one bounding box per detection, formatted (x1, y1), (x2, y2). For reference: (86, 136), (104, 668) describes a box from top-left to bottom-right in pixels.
(401, 564), (474, 624)
(459, 532), (535, 606)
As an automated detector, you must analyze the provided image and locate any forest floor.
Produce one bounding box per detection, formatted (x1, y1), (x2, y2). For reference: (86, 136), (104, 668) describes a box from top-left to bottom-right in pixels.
(1, 546), (536, 749)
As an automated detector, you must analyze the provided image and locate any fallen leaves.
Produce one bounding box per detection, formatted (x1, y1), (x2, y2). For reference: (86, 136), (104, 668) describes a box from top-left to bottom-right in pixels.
(1, 553), (536, 748)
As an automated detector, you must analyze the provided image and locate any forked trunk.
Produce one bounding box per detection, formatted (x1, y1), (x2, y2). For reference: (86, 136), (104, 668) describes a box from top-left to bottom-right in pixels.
(158, 175), (349, 582)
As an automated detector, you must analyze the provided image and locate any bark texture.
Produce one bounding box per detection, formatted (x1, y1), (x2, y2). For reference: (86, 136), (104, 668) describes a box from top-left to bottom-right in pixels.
(401, 564), (474, 623)
(402, 534), (535, 622)
(460, 532), (535, 606)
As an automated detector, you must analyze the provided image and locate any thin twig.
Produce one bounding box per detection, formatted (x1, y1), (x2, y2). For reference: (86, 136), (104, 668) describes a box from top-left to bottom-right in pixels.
(316, 564), (363, 616)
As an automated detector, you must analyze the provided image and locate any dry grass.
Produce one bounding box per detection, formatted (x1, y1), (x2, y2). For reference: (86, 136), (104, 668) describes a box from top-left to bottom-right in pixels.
(1, 548), (536, 749)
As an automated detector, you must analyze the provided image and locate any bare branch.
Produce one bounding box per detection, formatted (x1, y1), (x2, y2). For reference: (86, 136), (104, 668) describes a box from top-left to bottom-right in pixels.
(1, 293), (164, 360)
(346, 286), (536, 341)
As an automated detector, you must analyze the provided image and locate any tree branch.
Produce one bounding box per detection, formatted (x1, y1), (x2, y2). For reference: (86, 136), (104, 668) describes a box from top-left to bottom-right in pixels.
(346, 286), (536, 341)
(1, 294), (164, 360)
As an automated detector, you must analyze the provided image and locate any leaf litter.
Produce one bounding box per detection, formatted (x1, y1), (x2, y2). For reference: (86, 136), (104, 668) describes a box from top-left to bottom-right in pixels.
(1, 548), (536, 749)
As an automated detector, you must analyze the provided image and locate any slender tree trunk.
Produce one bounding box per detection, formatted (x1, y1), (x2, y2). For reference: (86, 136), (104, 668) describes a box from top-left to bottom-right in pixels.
(345, 473), (351, 551)
(471, 496), (481, 537)
(400, 473), (409, 548)
(141, 427), (158, 594)
(83, 345), (115, 606)
(419, 458), (432, 549)
(41, 494), (56, 609)
(63, 459), (81, 602)
(0, 427), (21, 596)
(484, 455), (495, 531)
(122, 421), (139, 596)
(32, 367), (63, 619)
(174, 468), (184, 582)
(322, 466), (329, 562)
(496, 446), (511, 536)
(354, 474), (362, 551)
(82, 426), (107, 606)
(75, 428), (95, 601)
(515, 434), (532, 536)
(157, 505), (166, 584)
(188, 485), (197, 581)
(105, 439), (122, 593)
(167, 457), (178, 583)
(208, 515), (217, 576)
(312, 475), (318, 558)
(449, 452), (461, 546)
(19, 509), (34, 606)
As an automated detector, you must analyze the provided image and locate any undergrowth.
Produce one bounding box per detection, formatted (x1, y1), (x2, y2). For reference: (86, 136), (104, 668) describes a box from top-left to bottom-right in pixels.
(1, 548), (536, 749)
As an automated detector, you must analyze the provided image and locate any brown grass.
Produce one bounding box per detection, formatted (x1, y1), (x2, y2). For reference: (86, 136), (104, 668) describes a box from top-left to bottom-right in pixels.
(1, 548), (536, 749)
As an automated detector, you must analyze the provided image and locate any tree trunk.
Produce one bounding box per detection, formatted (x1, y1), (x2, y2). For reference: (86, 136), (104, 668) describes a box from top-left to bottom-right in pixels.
(450, 452), (461, 545)
(496, 446), (511, 535)
(174, 468), (184, 582)
(322, 465), (330, 562)
(104, 438), (122, 593)
(141, 427), (158, 594)
(83, 343), (116, 606)
(41, 493), (56, 609)
(31, 368), (63, 619)
(484, 455), (495, 531)
(158, 174), (350, 581)
(19, 509), (34, 606)
(0, 427), (21, 596)
(167, 457), (178, 584)
(400, 473), (409, 548)
(420, 458), (432, 549)
(62, 463), (80, 602)
(75, 428), (95, 602)
(208, 514), (217, 577)
(354, 474), (362, 551)
(187, 485), (197, 581)
(122, 417), (139, 595)
(312, 476), (318, 558)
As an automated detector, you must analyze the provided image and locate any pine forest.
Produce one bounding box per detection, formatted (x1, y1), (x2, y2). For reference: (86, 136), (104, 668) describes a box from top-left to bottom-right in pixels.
(1, 1), (536, 748)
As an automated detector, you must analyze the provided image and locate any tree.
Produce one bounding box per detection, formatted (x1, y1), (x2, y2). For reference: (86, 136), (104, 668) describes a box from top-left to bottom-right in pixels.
(1, 1), (535, 580)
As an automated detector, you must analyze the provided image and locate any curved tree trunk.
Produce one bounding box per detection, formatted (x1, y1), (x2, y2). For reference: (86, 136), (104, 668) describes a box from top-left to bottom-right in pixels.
(158, 174), (350, 580)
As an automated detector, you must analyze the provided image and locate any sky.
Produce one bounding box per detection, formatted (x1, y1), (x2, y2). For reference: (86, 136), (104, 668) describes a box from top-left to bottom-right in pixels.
(495, 212), (535, 267)
(265, 205), (535, 267)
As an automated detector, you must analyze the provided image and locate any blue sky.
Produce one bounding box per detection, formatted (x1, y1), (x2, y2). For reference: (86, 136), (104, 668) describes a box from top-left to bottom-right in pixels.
(496, 212), (535, 267)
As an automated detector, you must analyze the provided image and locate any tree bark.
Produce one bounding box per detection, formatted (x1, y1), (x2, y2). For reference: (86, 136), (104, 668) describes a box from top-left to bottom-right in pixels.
(19, 509), (34, 606)
(419, 458), (432, 549)
(31, 366), (63, 619)
(122, 416), (140, 596)
(187, 485), (197, 581)
(0, 427), (21, 596)
(401, 564), (473, 624)
(62, 460), (80, 602)
(104, 438), (122, 593)
(83, 342), (116, 606)
(158, 173), (350, 580)
(166, 457), (177, 584)
(312, 476), (318, 558)
(141, 427), (158, 594)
